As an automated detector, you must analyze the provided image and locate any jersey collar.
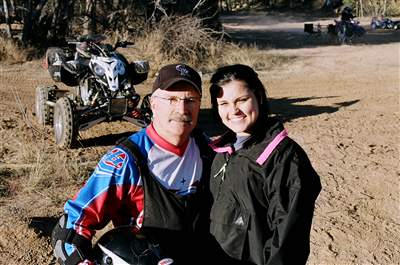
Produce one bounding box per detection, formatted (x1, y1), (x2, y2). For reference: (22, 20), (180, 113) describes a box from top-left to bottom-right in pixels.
(146, 123), (189, 156)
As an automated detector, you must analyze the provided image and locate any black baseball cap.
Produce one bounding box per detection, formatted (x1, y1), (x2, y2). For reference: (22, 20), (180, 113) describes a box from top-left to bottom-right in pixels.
(152, 64), (202, 95)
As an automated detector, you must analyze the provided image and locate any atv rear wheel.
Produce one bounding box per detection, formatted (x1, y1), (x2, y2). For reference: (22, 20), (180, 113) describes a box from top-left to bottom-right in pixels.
(53, 97), (77, 148)
(35, 85), (56, 125)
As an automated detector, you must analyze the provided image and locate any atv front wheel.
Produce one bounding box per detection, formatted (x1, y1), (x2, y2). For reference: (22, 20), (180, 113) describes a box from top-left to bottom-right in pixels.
(35, 85), (56, 125)
(53, 97), (77, 148)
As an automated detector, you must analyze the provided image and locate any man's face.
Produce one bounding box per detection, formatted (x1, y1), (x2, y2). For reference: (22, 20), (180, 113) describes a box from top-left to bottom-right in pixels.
(150, 82), (201, 144)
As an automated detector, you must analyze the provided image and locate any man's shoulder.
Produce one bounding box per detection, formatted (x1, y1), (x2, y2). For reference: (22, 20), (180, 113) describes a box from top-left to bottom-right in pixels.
(124, 128), (154, 156)
(95, 129), (151, 171)
(110, 129), (154, 163)
(191, 128), (215, 161)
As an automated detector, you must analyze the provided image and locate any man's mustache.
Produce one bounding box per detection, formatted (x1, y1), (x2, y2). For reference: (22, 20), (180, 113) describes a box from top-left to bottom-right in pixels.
(169, 113), (192, 123)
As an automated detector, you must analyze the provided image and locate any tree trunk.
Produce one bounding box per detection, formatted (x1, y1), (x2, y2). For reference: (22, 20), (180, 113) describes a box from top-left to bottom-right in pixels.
(83, 0), (96, 35)
(383, 0), (387, 16)
(48, 0), (75, 44)
(2, 0), (12, 38)
(21, 0), (33, 45)
(21, 0), (48, 46)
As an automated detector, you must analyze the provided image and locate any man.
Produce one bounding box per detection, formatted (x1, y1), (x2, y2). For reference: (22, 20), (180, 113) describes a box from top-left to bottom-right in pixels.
(51, 64), (214, 265)
(340, 6), (355, 22)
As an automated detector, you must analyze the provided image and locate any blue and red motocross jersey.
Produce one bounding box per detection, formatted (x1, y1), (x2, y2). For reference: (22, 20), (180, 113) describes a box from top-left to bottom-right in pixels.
(64, 124), (203, 240)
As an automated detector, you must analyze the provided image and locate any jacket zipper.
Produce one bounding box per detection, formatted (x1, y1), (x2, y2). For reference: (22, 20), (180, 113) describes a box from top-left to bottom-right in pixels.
(213, 154), (231, 201)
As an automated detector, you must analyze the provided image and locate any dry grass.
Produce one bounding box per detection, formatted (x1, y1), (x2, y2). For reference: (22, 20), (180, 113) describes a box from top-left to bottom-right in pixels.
(121, 15), (293, 76)
(0, 38), (29, 63)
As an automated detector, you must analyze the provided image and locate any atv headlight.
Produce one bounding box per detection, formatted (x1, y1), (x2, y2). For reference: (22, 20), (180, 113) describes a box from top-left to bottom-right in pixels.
(93, 63), (105, 76)
(116, 61), (125, 75)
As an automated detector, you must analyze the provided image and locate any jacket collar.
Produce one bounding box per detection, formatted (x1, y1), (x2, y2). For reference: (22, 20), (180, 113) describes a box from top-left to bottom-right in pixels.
(210, 117), (286, 158)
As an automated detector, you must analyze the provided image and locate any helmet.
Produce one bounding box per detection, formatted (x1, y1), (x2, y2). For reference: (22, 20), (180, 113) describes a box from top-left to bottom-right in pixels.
(92, 227), (174, 265)
(342, 6), (353, 14)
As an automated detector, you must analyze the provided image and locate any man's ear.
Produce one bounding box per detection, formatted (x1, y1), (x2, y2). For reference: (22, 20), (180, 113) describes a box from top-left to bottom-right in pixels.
(149, 95), (156, 111)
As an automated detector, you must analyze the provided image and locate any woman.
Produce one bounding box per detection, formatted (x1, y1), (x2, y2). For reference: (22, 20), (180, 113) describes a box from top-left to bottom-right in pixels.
(208, 64), (321, 265)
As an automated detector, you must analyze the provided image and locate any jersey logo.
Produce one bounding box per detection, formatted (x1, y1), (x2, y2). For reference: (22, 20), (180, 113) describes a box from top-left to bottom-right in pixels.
(104, 148), (127, 169)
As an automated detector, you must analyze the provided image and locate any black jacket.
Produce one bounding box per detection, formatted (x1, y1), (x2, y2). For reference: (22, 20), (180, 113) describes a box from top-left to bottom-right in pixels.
(209, 117), (321, 265)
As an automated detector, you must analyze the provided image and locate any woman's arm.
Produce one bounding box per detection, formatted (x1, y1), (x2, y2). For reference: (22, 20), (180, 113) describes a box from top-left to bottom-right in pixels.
(264, 146), (321, 265)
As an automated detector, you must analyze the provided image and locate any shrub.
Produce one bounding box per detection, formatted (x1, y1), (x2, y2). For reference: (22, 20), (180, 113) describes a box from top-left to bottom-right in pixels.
(0, 37), (28, 63)
(121, 15), (291, 76)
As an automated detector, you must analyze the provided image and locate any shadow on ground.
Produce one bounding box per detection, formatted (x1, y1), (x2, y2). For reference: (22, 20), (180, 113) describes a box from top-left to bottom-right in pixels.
(72, 97), (360, 144)
(76, 97), (361, 140)
(220, 9), (336, 25)
(28, 216), (59, 238)
(269, 97), (359, 121)
(225, 28), (400, 49)
(221, 11), (400, 49)
(77, 131), (138, 148)
(199, 96), (360, 137)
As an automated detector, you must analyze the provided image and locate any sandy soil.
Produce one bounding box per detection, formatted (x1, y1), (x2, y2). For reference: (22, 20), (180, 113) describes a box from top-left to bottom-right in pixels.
(0, 11), (399, 265)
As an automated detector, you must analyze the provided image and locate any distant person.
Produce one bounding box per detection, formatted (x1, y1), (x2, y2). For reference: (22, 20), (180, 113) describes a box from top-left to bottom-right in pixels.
(341, 6), (355, 22)
(338, 6), (365, 37)
(207, 64), (322, 265)
(51, 63), (214, 265)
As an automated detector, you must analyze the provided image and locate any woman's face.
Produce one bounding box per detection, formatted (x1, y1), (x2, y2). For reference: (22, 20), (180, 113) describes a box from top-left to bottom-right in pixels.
(216, 79), (259, 136)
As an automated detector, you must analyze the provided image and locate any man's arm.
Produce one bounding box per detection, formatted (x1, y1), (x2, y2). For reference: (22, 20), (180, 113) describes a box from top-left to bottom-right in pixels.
(53, 146), (141, 265)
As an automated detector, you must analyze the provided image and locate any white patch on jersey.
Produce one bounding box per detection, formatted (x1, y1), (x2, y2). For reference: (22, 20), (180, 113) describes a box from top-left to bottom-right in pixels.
(147, 137), (202, 195)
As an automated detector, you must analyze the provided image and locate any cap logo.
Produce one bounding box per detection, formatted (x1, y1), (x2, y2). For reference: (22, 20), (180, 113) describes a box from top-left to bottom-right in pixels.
(176, 64), (190, 77)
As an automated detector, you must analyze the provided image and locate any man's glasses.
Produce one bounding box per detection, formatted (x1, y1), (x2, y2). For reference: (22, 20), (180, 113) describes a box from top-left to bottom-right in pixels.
(153, 95), (200, 106)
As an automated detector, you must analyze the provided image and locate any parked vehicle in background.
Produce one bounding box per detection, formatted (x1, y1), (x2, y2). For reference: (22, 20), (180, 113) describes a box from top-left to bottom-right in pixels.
(36, 34), (151, 148)
(370, 17), (400, 30)
(327, 18), (366, 44)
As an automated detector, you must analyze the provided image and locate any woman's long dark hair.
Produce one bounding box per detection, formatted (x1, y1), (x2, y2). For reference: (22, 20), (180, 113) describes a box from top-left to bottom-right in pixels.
(209, 64), (270, 124)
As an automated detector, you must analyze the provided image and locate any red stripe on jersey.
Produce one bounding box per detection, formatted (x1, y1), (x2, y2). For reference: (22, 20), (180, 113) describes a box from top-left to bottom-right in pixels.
(147, 123), (188, 156)
(76, 184), (144, 238)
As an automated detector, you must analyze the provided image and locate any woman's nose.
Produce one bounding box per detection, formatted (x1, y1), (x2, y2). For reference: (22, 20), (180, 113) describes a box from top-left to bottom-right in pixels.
(228, 103), (239, 113)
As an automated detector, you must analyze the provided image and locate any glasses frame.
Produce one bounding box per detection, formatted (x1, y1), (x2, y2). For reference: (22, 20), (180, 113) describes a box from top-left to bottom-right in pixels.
(152, 95), (201, 106)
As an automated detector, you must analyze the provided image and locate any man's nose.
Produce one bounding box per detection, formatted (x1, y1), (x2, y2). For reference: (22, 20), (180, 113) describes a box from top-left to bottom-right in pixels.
(174, 99), (189, 113)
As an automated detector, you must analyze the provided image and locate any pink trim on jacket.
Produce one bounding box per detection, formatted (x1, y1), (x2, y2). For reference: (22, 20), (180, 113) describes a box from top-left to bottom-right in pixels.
(256, 130), (288, 165)
(209, 139), (234, 155)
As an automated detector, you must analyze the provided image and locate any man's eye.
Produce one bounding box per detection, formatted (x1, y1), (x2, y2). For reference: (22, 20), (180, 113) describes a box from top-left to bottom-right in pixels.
(169, 97), (180, 104)
(217, 102), (227, 106)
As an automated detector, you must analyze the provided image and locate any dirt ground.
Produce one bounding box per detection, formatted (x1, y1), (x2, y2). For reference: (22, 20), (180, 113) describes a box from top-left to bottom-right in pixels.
(0, 11), (399, 265)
